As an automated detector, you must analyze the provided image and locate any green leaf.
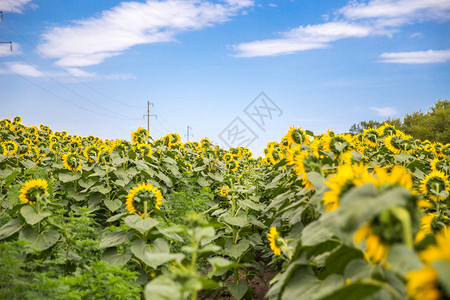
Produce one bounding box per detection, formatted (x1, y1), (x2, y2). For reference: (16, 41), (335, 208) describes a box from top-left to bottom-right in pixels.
(20, 205), (51, 225)
(197, 177), (210, 187)
(97, 184), (112, 195)
(145, 276), (182, 300)
(102, 248), (132, 267)
(221, 212), (249, 228)
(104, 198), (122, 212)
(4, 170), (18, 187)
(319, 245), (364, 279)
(208, 257), (236, 273)
(124, 215), (159, 235)
(131, 239), (184, 269)
(0, 218), (22, 240)
(106, 212), (129, 222)
(7, 184), (21, 206)
(240, 199), (265, 211)
(59, 172), (82, 183)
(224, 239), (250, 259)
(20, 227), (60, 251)
(156, 172), (172, 187)
(99, 231), (133, 249)
(198, 244), (221, 254)
(307, 172), (325, 191)
(208, 172), (223, 182)
(227, 280), (248, 300)
(387, 244), (423, 276)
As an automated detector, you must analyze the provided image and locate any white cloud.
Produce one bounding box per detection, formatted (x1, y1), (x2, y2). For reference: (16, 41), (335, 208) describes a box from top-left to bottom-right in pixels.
(233, 0), (450, 57)
(369, 106), (397, 117)
(0, 0), (33, 13)
(38, 0), (253, 67)
(5, 62), (43, 77)
(234, 22), (375, 57)
(409, 32), (423, 38)
(379, 49), (450, 64)
(65, 68), (97, 77)
(105, 73), (137, 80)
(338, 0), (450, 24)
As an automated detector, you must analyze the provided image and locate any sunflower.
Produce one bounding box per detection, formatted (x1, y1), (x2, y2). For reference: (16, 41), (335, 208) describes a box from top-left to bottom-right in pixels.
(354, 224), (389, 265)
(220, 185), (229, 196)
(323, 163), (373, 212)
(49, 141), (62, 154)
(200, 137), (211, 149)
(223, 152), (234, 163)
(286, 125), (310, 145)
(131, 127), (149, 144)
(415, 213), (449, 242)
(291, 151), (321, 190)
(406, 266), (440, 300)
(62, 152), (82, 172)
(136, 143), (153, 158)
(267, 226), (281, 256)
(420, 170), (450, 201)
(373, 165), (413, 191)
(384, 135), (402, 154)
(3, 140), (18, 155)
(430, 158), (449, 175)
(362, 128), (379, 148)
(0, 143), (6, 156)
(83, 145), (100, 163)
(126, 182), (162, 218)
(377, 123), (397, 136)
(227, 160), (239, 172)
(13, 116), (22, 125)
(19, 178), (49, 204)
(407, 229), (450, 300)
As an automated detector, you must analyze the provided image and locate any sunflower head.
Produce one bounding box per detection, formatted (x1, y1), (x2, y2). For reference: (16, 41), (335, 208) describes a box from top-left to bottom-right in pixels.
(62, 152), (82, 172)
(131, 127), (149, 144)
(420, 170), (450, 201)
(267, 226), (282, 256)
(287, 125), (309, 145)
(223, 152), (234, 163)
(220, 185), (229, 196)
(83, 145), (100, 162)
(13, 116), (22, 125)
(126, 182), (163, 218)
(136, 143), (153, 158)
(227, 160), (239, 172)
(19, 178), (49, 205)
(378, 123), (397, 136)
(3, 140), (18, 155)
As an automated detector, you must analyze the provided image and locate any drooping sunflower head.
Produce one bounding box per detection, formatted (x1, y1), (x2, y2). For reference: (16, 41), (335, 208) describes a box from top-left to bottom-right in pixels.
(131, 127), (149, 144)
(420, 170), (450, 201)
(136, 143), (153, 158)
(126, 182), (162, 218)
(373, 165), (413, 192)
(97, 146), (112, 164)
(201, 137), (211, 149)
(354, 224), (389, 265)
(19, 178), (49, 205)
(220, 185), (229, 196)
(3, 140), (18, 155)
(287, 125), (310, 145)
(267, 226), (282, 256)
(280, 136), (290, 149)
(83, 145), (100, 163)
(430, 158), (449, 175)
(17, 143), (31, 157)
(13, 116), (22, 125)
(62, 151), (82, 172)
(377, 123), (397, 136)
(227, 160), (239, 172)
(384, 135), (403, 154)
(362, 128), (379, 148)
(223, 152), (234, 163)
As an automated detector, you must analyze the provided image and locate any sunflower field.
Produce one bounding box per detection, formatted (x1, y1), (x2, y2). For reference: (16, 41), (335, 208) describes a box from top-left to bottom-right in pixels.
(0, 116), (449, 300)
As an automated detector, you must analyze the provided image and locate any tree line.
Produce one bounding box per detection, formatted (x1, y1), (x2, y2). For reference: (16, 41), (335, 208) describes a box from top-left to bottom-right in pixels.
(349, 99), (450, 144)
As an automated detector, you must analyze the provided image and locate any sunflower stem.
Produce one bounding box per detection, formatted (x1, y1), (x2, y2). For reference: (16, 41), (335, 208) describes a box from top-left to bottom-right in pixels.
(143, 201), (148, 219)
(390, 206), (413, 248)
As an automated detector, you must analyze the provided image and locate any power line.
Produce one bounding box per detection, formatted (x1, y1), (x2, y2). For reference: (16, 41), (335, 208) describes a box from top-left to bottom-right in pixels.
(5, 66), (141, 121)
(10, 50), (141, 120)
(3, 20), (141, 109)
(144, 101), (157, 134)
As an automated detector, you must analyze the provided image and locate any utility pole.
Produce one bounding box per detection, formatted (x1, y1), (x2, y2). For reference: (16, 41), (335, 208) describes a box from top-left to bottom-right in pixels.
(185, 126), (193, 142)
(144, 101), (157, 134)
(1, 11), (3, 22)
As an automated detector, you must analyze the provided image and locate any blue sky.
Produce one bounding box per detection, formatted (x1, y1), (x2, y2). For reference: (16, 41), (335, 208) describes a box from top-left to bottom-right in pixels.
(1, 0), (449, 154)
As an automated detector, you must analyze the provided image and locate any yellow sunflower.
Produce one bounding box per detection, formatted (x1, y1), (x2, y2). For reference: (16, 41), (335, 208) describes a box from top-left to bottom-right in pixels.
(227, 160), (239, 172)
(83, 145), (100, 163)
(420, 170), (450, 201)
(126, 182), (162, 218)
(19, 178), (49, 204)
(136, 143), (153, 158)
(415, 213), (449, 242)
(323, 163), (373, 212)
(354, 224), (389, 265)
(384, 135), (402, 154)
(407, 229), (450, 300)
(267, 226), (281, 256)
(286, 125), (310, 145)
(220, 185), (229, 196)
(406, 266), (440, 300)
(3, 140), (18, 155)
(62, 152), (82, 172)
(373, 165), (413, 191)
(131, 127), (149, 144)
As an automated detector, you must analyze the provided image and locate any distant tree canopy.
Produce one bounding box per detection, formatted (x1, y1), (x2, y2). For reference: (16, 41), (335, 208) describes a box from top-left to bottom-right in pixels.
(349, 99), (450, 144)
